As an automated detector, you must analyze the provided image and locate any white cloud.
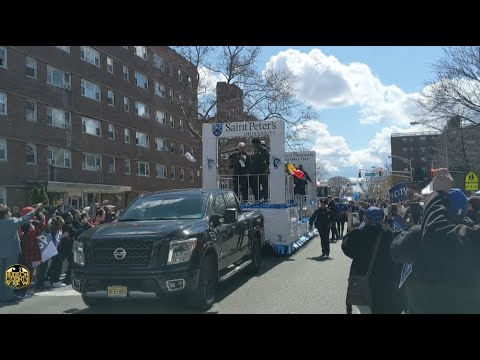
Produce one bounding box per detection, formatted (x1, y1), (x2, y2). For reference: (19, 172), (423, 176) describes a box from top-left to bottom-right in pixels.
(198, 66), (225, 96)
(266, 49), (420, 126)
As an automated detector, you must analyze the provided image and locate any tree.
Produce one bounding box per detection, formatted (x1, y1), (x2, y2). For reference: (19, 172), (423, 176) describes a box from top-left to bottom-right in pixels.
(172, 46), (317, 147)
(31, 185), (49, 205)
(327, 176), (350, 197)
(416, 47), (480, 173)
(316, 160), (329, 182)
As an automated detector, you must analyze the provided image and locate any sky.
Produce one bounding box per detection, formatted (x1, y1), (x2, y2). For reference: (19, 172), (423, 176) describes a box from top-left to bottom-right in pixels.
(255, 46), (445, 179)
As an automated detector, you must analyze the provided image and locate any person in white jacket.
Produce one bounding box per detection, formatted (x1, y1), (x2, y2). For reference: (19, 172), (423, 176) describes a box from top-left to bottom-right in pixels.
(0, 202), (43, 302)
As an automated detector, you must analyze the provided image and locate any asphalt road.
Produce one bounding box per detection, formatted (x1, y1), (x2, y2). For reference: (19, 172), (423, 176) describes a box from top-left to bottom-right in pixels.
(0, 235), (354, 314)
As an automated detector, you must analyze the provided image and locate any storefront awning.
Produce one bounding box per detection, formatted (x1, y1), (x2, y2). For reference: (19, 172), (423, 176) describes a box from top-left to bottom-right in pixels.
(47, 181), (132, 195)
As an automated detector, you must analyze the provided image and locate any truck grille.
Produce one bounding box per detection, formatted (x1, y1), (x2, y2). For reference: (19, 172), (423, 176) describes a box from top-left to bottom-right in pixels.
(92, 240), (153, 267)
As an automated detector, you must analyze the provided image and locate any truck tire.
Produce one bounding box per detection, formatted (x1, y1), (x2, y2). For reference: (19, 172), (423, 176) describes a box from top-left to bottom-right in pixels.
(82, 295), (113, 308)
(249, 235), (262, 275)
(189, 254), (217, 311)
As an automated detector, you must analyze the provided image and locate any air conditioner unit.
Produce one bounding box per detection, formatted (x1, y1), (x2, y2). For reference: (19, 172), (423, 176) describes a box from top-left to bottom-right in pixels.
(96, 165), (101, 171)
(65, 84), (71, 91)
(49, 159), (56, 165)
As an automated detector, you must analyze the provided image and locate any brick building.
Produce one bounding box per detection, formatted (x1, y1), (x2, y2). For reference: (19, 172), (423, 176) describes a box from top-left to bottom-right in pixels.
(0, 46), (201, 209)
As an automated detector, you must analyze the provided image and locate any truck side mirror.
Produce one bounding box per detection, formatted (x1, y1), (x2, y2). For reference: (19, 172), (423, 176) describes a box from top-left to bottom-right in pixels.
(224, 209), (238, 224)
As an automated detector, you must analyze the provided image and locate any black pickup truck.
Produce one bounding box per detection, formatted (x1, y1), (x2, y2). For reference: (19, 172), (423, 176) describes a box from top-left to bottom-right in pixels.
(71, 189), (264, 310)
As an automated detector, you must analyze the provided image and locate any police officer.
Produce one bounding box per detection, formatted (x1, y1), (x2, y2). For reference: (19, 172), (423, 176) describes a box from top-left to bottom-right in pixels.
(327, 197), (339, 242)
(309, 199), (333, 257)
(250, 138), (270, 202)
(229, 142), (251, 202)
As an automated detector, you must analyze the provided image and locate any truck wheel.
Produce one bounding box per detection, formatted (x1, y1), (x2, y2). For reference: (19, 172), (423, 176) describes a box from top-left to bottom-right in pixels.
(249, 235), (262, 275)
(82, 295), (112, 308)
(189, 254), (217, 311)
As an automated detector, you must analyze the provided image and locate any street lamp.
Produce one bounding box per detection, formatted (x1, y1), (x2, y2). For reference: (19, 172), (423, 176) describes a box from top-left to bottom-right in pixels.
(388, 155), (413, 182)
(410, 121), (449, 168)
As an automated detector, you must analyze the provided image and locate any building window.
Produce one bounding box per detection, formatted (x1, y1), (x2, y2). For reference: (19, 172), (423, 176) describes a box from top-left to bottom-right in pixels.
(135, 101), (149, 118)
(82, 117), (101, 136)
(124, 128), (130, 143)
(134, 46), (147, 60)
(0, 47), (6, 68)
(156, 164), (167, 178)
(48, 147), (71, 168)
(82, 153), (102, 171)
(0, 186), (6, 204)
(136, 131), (149, 148)
(420, 147), (426, 153)
(155, 110), (166, 124)
(179, 118), (183, 130)
(188, 76), (192, 88)
(167, 63), (173, 76)
(125, 159), (131, 175)
(178, 69), (183, 82)
(134, 71), (148, 90)
(107, 89), (115, 106)
(107, 123), (115, 140)
(168, 89), (174, 101)
(106, 57), (113, 73)
(410, 147), (414, 152)
(189, 169), (194, 182)
(25, 100), (37, 122)
(56, 46), (70, 53)
(106, 156), (115, 173)
(137, 161), (150, 176)
(190, 147), (194, 156)
(402, 148), (407, 154)
(155, 137), (166, 151)
(123, 96), (129, 112)
(47, 107), (71, 129)
(80, 46), (100, 67)
(47, 65), (71, 89)
(25, 143), (37, 164)
(180, 168), (185, 181)
(180, 144), (185, 155)
(170, 167), (176, 180)
(122, 65), (129, 81)
(25, 57), (37, 78)
(153, 53), (165, 70)
(420, 136), (426, 142)
(0, 138), (7, 160)
(169, 141), (175, 153)
(0, 92), (6, 115)
(81, 79), (101, 101)
(402, 138), (407, 144)
(169, 115), (174, 128)
(154, 82), (166, 98)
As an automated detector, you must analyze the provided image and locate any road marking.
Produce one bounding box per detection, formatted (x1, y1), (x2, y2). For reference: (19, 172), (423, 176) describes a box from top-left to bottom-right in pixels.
(34, 289), (81, 297)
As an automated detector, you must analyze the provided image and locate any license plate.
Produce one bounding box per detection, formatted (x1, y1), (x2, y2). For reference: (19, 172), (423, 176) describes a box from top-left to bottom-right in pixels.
(107, 286), (127, 297)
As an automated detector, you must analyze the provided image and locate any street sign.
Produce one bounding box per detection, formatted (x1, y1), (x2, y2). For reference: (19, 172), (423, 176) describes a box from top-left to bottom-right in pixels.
(365, 172), (376, 177)
(465, 171), (479, 191)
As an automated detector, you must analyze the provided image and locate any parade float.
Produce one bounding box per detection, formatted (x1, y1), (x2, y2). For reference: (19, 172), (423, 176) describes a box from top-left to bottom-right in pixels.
(202, 120), (317, 255)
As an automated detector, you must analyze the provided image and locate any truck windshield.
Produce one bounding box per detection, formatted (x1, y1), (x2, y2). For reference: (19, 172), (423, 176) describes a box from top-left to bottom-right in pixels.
(119, 195), (207, 221)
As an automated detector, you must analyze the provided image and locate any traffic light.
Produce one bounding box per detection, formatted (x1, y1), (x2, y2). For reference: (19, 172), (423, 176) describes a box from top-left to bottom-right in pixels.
(358, 170), (361, 178)
(431, 168), (435, 178)
(378, 169), (383, 177)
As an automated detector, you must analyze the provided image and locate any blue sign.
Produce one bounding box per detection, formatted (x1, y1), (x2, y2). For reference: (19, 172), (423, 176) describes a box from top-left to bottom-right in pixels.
(389, 181), (411, 203)
(212, 123), (223, 137)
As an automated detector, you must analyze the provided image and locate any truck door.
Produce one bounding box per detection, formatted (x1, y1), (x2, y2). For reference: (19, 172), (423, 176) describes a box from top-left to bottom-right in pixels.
(210, 194), (235, 269)
(224, 191), (249, 262)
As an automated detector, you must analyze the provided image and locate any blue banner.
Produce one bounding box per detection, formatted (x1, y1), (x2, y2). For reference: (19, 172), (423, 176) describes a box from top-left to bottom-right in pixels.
(389, 181), (411, 203)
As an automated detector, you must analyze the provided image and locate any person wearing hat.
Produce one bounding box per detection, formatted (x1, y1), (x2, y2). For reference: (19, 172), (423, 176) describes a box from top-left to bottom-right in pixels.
(391, 168), (480, 313)
(309, 199), (333, 257)
(342, 206), (403, 314)
(250, 138), (270, 202)
(0, 202), (43, 302)
(228, 142), (251, 202)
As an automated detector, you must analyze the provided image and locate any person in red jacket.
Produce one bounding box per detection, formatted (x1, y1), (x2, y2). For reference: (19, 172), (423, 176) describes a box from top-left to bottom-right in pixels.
(18, 211), (46, 298)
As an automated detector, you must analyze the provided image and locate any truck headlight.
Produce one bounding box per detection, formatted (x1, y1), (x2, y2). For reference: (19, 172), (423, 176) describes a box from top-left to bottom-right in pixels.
(167, 238), (197, 265)
(73, 240), (85, 266)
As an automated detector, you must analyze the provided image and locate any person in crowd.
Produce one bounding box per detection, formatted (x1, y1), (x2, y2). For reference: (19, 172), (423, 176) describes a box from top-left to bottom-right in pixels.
(229, 142), (251, 202)
(336, 198), (348, 240)
(309, 199), (333, 257)
(466, 196), (480, 224)
(250, 138), (270, 202)
(36, 216), (64, 289)
(93, 208), (106, 225)
(0, 203), (42, 302)
(342, 206), (403, 314)
(391, 168), (480, 313)
(80, 212), (94, 231)
(327, 197), (339, 242)
(17, 211), (46, 298)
